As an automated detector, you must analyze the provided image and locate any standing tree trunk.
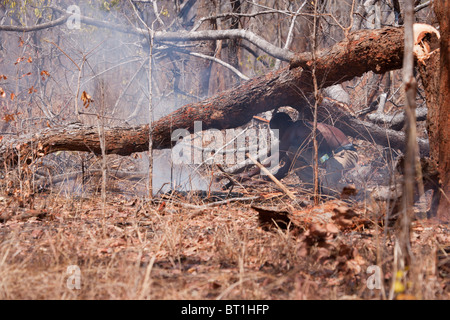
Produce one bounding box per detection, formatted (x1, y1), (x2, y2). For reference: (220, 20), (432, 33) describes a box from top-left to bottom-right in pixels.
(433, 0), (450, 222)
(228, 0), (241, 85)
(394, 0), (416, 298)
(189, 0), (217, 99)
(415, 4), (449, 221)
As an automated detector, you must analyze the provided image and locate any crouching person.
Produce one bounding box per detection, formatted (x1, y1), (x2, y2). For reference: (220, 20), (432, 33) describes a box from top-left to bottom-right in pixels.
(225, 112), (358, 197)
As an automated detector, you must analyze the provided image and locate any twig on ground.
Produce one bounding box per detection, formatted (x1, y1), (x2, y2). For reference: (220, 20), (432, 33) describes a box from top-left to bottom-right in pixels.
(246, 153), (296, 201)
(171, 196), (260, 210)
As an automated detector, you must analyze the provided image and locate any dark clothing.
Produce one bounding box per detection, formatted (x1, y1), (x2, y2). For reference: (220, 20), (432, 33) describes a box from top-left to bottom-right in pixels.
(277, 120), (351, 164)
(274, 120), (358, 195)
(225, 116), (358, 195)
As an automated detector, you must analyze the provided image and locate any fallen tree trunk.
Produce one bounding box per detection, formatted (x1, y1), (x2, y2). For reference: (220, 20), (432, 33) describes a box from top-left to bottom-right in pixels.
(367, 107), (428, 130)
(0, 123), (149, 166)
(0, 26), (433, 165)
(151, 26), (407, 149)
(317, 99), (430, 157)
(0, 99), (429, 167)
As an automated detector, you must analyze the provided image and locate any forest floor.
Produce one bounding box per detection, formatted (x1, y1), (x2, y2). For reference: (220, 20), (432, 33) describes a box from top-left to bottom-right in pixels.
(0, 175), (449, 300)
(0, 138), (448, 300)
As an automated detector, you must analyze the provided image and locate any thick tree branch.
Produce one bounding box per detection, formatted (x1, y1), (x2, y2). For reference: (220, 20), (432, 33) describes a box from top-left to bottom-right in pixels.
(0, 11), (295, 62)
(0, 123), (149, 167)
(0, 26), (435, 165)
(0, 14), (69, 31)
(0, 98), (429, 167)
(317, 99), (429, 157)
(367, 106), (427, 130)
(149, 26), (407, 149)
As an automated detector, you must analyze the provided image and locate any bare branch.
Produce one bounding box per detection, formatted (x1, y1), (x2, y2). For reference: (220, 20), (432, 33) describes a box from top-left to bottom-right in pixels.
(0, 13), (69, 31)
(415, 1), (431, 12)
(0, 9), (295, 62)
(274, 1), (308, 69)
(367, 106), (427, 129)
(177, 49), (250, 81)
(191, 10), (283, 32)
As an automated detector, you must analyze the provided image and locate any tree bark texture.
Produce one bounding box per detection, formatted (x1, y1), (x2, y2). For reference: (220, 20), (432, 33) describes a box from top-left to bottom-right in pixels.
(0, 99), (429, 167)
(0, 26), (432, 165)
(316, 99), (429, 157)
(152, 26), (407, 149)
(413, 4), (450, 221)
(0, 123), (149, 167)
(433, 0), (450, 221)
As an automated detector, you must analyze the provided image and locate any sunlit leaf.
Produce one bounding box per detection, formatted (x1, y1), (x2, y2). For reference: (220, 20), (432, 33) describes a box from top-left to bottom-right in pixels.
(14, 57), (25, 65)
(81, 91), (93, 108)
(34, 8), (42, 18)
(40, 70), (50, 81)
(394, 280), (405, 293)
(161, 8), (169, 17)
(2, 114), (15, 122)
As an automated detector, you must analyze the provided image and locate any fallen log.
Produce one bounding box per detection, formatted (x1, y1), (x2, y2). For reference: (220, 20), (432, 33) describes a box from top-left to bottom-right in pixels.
(0, 123), (149, 166)
(0, 25), (435, 165)
(151, 26), (407, 149)
(317, 99), (430, 157)
(0, 98), (429, 167)
(367, 107), (428, 130)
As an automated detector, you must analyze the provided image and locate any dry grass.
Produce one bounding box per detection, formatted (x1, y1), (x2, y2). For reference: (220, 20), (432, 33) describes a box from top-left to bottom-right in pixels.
(0, 181), (448, 300)
(0, 144), (447, 300)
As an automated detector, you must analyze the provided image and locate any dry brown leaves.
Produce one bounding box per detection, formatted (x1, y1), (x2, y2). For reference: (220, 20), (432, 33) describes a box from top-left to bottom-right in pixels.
(0, 181), (448, 299)
(251, 200), (372, 282)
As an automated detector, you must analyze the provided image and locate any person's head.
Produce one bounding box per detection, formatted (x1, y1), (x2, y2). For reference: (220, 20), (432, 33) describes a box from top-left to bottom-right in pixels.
(269, 112), (293, 136)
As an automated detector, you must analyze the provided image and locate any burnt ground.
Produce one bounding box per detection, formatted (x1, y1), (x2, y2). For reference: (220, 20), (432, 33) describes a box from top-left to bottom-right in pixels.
(0, 137), (448, 300)
(0, 160), (448, 300)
